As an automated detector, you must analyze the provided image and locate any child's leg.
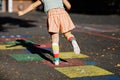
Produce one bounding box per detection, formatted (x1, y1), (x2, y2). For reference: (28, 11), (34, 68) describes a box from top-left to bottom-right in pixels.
(50, 33), (60, 65)
(63, 31), (80, 54)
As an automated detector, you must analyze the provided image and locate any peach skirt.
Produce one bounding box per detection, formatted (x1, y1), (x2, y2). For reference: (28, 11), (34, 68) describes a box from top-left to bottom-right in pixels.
(47, 8), (75, 33)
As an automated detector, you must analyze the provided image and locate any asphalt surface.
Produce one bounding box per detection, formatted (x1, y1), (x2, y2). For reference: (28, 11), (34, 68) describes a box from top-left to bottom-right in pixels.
(0, 11), (120, 80)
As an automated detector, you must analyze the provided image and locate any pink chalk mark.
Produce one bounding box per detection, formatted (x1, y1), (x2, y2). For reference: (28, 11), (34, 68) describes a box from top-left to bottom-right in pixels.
(42, 59), (84, 67)
(35, 43), (51, 48)
(84, 26), (120, 32)
(74, 29), (120, 41)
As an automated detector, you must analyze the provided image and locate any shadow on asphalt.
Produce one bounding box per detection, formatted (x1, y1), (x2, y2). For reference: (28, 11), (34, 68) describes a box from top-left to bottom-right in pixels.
(6, 39), (67, 64)
(0, 17), (37, 32)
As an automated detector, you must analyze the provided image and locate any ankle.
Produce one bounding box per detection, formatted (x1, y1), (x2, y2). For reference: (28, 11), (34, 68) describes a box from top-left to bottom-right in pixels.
(54, 60), (59, 65)
(54, 58), (60, 65)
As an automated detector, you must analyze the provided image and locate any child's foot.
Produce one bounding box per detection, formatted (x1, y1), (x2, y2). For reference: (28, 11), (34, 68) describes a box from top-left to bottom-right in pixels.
(54, 60), (59, 65)
(72, 40), (80, 54)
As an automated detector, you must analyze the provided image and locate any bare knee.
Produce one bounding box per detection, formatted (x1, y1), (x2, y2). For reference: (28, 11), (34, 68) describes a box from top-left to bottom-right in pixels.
(50, 33), (59, 43)
(63, 31), (71, 37)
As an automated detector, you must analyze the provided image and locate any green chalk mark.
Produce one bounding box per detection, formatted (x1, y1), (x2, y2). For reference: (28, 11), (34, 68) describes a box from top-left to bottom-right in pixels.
(11, 54), (43, 61)
(25, 40), (35, 44)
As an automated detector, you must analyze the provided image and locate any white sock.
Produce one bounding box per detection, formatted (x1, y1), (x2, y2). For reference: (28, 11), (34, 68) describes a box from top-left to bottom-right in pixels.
(72, 40), (80, 54)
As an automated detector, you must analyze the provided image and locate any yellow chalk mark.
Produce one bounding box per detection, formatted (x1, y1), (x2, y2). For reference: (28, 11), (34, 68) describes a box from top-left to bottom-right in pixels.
(59, 52), (89, 59)
(55, 65), (114, 78)
(0, 45), (25, 50)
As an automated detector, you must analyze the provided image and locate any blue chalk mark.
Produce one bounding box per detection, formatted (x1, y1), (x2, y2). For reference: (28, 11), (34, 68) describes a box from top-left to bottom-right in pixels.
(0, 35), (6, 38)
(19, 34), (30, 38)
(85, 61), (96, 65)
(0, 34), (30, 38)
(72, 75), (120, 80)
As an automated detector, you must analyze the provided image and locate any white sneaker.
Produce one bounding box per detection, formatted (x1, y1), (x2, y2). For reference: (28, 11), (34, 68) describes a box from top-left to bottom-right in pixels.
(72, 40), (80, 54)
(54, 60), (59, 65)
